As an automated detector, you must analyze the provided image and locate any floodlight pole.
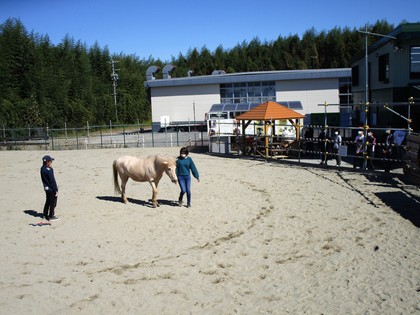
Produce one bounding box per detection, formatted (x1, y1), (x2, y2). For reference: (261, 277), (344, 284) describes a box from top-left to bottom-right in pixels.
(357, 25), (396, 169)
(358, 25), (397, 105)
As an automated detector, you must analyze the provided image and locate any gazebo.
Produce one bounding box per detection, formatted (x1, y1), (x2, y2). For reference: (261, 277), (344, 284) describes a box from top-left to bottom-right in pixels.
(235, 101), (305, 158)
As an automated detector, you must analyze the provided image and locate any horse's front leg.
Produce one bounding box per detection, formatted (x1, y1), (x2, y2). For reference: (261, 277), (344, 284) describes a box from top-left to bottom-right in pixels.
(149, 180), (158, 208)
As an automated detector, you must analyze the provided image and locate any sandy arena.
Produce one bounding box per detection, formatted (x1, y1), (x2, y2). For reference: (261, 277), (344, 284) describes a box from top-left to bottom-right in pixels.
(0, 148), (419, 314)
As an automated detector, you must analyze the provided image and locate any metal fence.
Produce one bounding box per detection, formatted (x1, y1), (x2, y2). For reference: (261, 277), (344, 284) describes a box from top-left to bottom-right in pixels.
(207, 120), (414, 174)
(0, 123), (209, 151)
(1, 121), (415, 176)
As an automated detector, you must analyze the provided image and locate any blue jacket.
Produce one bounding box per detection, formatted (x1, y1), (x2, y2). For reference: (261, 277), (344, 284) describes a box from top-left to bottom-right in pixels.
(176, 156), (199, 179)
(40, 165), (58, 192)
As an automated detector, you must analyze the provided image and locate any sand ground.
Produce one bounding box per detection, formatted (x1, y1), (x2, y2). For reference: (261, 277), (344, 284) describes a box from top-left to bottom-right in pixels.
(0, 147), (419, 314)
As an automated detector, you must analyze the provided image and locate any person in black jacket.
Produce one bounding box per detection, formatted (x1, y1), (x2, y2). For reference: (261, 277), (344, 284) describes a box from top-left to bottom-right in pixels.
(381, 129), (394, 173)
(40, 155), (59, 221)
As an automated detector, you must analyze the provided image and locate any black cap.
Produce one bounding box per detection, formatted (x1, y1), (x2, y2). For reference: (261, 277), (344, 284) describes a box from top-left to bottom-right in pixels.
(42, 155), (55, 162)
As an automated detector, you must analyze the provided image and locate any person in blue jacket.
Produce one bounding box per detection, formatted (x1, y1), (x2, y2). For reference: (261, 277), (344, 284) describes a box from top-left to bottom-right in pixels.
(176, 147), (199, 208)
(40, 155), (59, 221)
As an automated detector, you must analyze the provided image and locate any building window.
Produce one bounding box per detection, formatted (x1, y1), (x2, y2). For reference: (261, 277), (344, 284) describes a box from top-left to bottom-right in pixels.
(378, 53), (389, 83)
(339, 77), (352, 105)
(352, 65), (359, 86)
(410, 46), (420, 79)
(220, 81), (275, 103)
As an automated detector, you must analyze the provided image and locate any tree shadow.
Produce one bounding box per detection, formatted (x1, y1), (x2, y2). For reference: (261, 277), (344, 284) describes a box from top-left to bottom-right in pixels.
(23, 209), (44, 218)
(96, 196), (178, 207)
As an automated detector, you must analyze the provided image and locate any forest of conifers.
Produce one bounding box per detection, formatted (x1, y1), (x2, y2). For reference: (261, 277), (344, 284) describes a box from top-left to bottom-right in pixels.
(0, 18), (396, 128)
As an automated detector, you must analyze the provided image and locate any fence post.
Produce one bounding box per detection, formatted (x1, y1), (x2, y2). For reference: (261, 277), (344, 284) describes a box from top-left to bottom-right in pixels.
(76, 128), (79, 150)
(110, 120), (113, 146)
(45, 125), (49, 150)
(100, 127), (103, 148)
(87, 121), (90, 149)
(123, 124), (126, 147)
(65, 122), (68, 148)
(137, 119), (140, 147)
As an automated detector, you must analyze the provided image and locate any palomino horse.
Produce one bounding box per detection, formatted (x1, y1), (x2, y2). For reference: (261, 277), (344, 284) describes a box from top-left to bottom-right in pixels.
(113, 155), (178, 207)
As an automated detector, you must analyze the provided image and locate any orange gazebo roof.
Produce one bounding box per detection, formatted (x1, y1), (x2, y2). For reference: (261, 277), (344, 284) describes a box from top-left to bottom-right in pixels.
(235, 101), (305, 121)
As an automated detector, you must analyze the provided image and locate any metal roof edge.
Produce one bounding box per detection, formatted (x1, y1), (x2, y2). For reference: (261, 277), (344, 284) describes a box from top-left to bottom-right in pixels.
(144, 68), (351, 88)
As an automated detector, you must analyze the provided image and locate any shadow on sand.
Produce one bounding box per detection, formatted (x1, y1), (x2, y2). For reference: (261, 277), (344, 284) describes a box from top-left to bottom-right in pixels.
(363, 173), (420, 228)
(23, 209), (44, 218)
(374, 191), (420, 228)
(96, 196), (178, 207)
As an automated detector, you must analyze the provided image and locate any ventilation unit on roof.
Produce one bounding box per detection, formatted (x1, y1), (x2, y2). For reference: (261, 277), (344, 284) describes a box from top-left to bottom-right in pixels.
(187, 70), (193, 77)
(146, 66), (160, 80)
(211, 70), (226, 75)
(163, 64), (176, 79)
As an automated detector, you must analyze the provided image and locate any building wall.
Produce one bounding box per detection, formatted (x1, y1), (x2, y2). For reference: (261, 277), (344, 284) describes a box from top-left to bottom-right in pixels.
(150, 78), (343, 125)
(276, 78), (340, 114)
(352, 36), (420, 103)
(151, 84), (220, 124)
(146, 70), (350, 128)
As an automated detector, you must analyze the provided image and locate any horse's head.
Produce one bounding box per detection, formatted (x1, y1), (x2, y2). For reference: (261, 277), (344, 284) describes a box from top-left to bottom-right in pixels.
(163, 159), (178, 184)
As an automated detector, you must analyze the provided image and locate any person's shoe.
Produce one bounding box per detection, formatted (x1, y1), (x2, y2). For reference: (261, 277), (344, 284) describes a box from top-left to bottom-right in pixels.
(187, 204), (191, 208)
(178, 197), (183, 207)
(50, 216), (59, 221)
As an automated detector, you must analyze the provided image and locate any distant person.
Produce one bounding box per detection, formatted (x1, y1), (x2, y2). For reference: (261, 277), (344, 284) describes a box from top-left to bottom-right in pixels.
(176, 147), (200, 208)
(366, 130), (376, 170)
(304, 127), (314, 152)
(353, 130), (365, 169)
(382, 129), (394, 172)
(332, 130), (342, 166)
(40, 155), (59, 221)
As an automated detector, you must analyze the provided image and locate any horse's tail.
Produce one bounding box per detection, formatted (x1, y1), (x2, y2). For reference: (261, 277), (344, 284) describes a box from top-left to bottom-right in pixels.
(113, 160), (122, 195)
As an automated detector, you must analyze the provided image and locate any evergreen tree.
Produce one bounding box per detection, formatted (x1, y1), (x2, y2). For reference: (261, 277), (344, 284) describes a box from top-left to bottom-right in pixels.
(0, 17), (400, 129)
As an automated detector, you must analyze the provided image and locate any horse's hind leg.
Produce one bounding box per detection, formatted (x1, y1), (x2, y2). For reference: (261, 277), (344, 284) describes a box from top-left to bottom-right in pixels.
(121, 176), (129, 204)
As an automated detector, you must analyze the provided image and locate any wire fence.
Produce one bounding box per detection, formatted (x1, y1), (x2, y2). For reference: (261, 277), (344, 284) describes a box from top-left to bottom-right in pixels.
(0, 122), (209, 151)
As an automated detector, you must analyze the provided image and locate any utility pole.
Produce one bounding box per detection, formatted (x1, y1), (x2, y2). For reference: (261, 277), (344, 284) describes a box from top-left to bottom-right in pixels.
(110, 59), (119, 122)
(357, 24), (396, 169)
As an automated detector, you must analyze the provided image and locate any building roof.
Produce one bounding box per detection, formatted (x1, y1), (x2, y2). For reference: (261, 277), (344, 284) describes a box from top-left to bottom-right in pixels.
(352, 23), (420, 62)
(144, 68), (351, 88)
(235, 101), (305, 121)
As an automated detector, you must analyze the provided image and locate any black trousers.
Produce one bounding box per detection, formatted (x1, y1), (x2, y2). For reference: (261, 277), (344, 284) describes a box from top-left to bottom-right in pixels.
(43, 190), (57, 220)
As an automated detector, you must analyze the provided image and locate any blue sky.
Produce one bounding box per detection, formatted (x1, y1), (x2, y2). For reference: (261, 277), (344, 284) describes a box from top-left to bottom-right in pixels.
(1, 0), (419, 61)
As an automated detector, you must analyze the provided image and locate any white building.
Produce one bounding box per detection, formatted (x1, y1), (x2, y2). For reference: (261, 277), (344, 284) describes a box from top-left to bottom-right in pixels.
(144, 68), (351, 131)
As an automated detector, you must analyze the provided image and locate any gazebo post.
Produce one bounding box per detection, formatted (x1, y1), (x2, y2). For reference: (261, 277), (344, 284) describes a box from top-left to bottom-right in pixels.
(241, 122), (246, 155)
(264, 122), (269, 158)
